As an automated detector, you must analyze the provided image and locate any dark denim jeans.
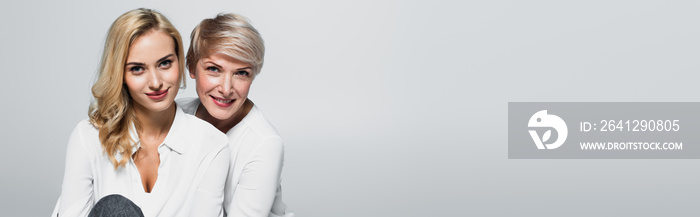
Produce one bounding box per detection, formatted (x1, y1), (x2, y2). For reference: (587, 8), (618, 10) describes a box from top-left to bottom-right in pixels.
(88, 194), (144, 217)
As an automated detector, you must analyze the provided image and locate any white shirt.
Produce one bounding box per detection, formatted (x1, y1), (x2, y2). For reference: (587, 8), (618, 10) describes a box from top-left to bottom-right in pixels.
(178, 98), (293, 217)
(54, 105), (230, 217)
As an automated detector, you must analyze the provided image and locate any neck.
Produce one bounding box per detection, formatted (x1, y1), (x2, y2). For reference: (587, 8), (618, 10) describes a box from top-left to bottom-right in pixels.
(133, 103), (176, 148)
(197, 99), (253, 133)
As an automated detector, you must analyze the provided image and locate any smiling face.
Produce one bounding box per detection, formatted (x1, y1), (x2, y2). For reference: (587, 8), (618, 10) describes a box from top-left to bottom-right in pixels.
(191, 52), (253, 122)
(124, 30), (180, 114)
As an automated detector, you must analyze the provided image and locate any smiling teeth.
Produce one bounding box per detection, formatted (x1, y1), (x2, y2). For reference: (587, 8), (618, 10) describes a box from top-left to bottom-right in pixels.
(215, 98), (234, 103)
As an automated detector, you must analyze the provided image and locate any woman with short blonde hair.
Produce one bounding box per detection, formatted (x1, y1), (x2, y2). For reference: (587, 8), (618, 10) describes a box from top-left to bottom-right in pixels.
(179, 13), (293, 217)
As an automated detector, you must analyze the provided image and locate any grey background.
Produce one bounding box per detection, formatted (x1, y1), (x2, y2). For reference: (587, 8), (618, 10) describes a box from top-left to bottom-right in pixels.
(1, 0), (698, 216)
(509, 102), (700, 159)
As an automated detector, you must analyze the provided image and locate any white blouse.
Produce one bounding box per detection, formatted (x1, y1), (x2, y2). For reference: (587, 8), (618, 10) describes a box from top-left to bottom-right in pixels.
(178, 98), (293, 217)
(54, 106), (230, 217)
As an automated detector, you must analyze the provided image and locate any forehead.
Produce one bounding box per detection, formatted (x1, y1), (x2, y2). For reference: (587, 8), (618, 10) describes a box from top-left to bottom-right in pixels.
(127, 30), (175, 63)
(200, 52), (252, 68)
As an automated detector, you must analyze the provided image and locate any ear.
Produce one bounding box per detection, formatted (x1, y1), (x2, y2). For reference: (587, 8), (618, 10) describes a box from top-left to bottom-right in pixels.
(189, 67), (196, 79)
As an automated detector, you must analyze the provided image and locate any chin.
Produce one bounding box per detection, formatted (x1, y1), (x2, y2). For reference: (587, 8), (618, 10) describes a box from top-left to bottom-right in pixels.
(150, 104), (174, 112)
(210, 110), (234, 121)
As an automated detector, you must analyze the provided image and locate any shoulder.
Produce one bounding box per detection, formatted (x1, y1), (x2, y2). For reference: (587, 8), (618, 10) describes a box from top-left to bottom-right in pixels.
(238, 105), (283, 141)
(74, 118), (97, 132)
(176, 97), (200, 115)
(230, 105), (284, 154)
(175, 107), (229, 152)
(67, 118), (102, 154)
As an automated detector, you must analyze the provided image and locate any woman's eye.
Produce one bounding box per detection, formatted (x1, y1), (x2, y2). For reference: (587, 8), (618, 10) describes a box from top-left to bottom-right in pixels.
(159, 60), (172, 68)
(130, 66), (144, 74)
(206, 66), (220, 73)
(235, 70), (250, 76)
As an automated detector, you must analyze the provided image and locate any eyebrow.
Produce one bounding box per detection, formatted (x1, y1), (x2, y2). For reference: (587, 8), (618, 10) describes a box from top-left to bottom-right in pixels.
(203, 61), (223, 69)
(202, 61), (253, 71)
(125, 54), (175, 66)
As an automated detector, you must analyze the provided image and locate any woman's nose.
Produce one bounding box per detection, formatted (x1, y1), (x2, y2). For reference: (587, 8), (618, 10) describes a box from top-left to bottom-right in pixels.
(148, 69), (163, 90)
(219, 73), (233, 95)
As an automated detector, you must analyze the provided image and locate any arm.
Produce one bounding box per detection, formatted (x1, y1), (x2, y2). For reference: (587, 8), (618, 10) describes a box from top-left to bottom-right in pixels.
(225, 137), (284, 217)
(192, 145), (231, 217)
(57, 123), (95, 217)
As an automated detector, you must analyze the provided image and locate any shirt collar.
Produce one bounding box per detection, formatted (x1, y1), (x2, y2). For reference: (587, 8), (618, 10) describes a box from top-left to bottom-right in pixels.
(128, 105), (188, 155)
(226, 104), (256, 136)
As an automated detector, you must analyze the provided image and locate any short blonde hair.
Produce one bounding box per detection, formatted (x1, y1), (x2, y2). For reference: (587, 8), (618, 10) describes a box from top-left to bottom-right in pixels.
(89, 8), (185, 169)
(186, 13), (265, 75)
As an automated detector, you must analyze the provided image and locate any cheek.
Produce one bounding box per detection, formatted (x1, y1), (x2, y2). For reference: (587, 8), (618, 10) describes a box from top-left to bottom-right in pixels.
(165, 68), (181, 84)
(235, 81), (252, 97)
(197, 75), (220, 91)
(194, 76), (212, 97)
(123, 74), (142, 92)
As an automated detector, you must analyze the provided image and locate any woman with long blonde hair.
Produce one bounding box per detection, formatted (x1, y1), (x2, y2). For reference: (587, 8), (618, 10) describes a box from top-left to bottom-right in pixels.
(54, 8), (230, 217)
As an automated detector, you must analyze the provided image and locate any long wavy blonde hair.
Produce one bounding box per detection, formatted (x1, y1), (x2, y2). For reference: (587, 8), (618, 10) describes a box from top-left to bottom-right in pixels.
(89, 8), (185, 169)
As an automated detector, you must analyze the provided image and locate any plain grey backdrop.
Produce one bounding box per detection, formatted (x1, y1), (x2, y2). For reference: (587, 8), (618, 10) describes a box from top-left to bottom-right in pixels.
(1, 0), (699, 216)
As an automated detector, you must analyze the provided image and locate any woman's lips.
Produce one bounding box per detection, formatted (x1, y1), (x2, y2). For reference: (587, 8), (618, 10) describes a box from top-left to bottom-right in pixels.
(146, 89), (168, 100)
(211, 95), (235, 107)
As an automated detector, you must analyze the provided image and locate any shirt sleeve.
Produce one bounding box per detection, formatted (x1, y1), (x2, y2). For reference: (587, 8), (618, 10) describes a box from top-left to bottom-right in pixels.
(225, 137), (284, 217)
(269, 186), (294, 217)
(57, 123), (95, 217)
(191, 145), (231, 217)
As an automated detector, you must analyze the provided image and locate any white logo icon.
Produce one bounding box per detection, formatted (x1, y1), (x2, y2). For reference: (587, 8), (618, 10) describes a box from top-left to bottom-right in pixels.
(528, 110), (568, 149)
